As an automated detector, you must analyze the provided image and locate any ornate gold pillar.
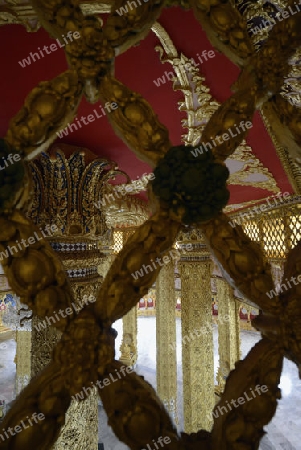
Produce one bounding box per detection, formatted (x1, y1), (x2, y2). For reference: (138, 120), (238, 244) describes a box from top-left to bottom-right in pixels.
(178, 230), (215, 432)
(215, 277), (241, 392)
(270, 261), (285, 293)
(156, 258), (177, 424)
(31, 310), (99, 449)
(2, 295), (32, 395)
(26, 148), (114, 450)
(15, 328), (32, 395)
(0, 295), (8, 333)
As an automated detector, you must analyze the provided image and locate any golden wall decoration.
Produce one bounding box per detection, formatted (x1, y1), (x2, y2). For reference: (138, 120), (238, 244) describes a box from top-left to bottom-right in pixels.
(1, 0), (301, 449)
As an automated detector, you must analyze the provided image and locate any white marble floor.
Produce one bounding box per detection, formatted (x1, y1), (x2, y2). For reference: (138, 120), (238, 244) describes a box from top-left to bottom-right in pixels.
(101, 317), (301, 450)
(1, 319), (300, 450)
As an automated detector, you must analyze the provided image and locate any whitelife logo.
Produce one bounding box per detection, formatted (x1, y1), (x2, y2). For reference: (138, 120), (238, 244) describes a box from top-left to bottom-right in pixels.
(228, 192), (291, 228)
(72, 365), (134, 401)
(250, 2), (301, 35)
(0, 412), (45, 443)
(94, 173), (155, 209)
(18, 31), (81, 68)
(0, 224), (58, 262)
(191, 121), (253, 157)
(56, 102), (118, 138)
(266, 274), (301, 299)
(131, 245), (193, 280)
(34, 295), (96, 332)
(0, 153), (21, 171)
(208, 385), (268, 421)
(115, 0), (150, 16)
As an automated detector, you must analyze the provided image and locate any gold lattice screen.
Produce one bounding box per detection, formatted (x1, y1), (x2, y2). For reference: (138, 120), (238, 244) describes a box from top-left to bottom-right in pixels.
(230, 201), (301, 260)
(113, 229), (136, 253)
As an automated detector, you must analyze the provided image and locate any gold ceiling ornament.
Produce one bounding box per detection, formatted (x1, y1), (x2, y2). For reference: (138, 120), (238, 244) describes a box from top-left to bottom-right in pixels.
(2, 0), (301, 449)
(152, 23), (279, 196)
(5, 71), (83, 158)
(236, 0), (287, 50)
(152, 22), (220, 146)
(0, 0), (114, 30)
(98, 75), (171, 167)
(227, 142), (280, 193)
(262, 94), (301, 166)
(224, 198), (266, 213)
(188, 0), (254, 66)
(0, 0), (40, 31)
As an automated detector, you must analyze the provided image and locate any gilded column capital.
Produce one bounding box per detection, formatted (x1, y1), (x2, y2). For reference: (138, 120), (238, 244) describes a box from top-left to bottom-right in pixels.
(176, 228), (212, 262)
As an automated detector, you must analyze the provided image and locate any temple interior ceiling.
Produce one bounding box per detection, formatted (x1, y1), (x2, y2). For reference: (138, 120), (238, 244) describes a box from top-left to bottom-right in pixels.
(0, 4), (300, 207)
(1, 0), (301, 449)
